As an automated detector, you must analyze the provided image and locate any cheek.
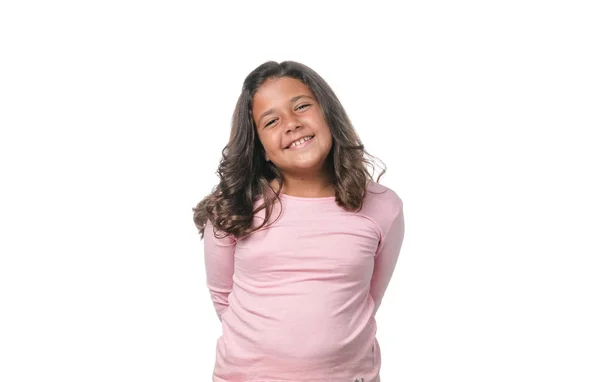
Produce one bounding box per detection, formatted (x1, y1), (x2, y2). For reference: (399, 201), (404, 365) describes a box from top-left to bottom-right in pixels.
(323, 129), (334, 150)
(261, 134), (280, 154)
(324, 132), (333, 148)
(315, 114), (331, 135)
(318, 122), (333, 142)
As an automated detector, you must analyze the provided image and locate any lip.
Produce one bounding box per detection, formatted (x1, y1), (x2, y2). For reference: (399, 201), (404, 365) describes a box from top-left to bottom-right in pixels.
(285, 135), (315, 150)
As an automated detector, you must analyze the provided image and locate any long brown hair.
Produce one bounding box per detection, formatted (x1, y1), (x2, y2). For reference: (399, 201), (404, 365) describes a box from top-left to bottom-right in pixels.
(193, 61), (385, 239)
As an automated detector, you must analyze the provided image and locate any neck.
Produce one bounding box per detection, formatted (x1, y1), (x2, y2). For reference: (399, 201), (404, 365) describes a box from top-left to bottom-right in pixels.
(271, 171), (335, 198)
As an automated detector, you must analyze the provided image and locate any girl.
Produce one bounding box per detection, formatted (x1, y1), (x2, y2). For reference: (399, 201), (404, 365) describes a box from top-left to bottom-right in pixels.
(193, 61), (405, 382)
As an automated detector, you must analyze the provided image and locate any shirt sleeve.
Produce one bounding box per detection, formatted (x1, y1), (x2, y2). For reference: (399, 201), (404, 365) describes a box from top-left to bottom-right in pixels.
(203, 219), (236, 322)
(370, 200), (405, 316)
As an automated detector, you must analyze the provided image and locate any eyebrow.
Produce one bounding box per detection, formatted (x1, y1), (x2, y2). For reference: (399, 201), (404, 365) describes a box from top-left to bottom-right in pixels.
(257, 95), (313, 123)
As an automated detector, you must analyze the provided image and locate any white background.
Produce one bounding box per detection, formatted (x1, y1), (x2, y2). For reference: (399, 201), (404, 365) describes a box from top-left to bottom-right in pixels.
(1, 1), (599, 381)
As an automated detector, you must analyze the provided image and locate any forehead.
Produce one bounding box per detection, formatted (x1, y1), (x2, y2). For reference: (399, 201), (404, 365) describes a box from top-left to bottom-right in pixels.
(252, 77), (314, 110)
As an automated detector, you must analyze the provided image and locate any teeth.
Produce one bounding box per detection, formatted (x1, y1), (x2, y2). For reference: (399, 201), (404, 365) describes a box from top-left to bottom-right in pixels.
(289, 136), (312, 148)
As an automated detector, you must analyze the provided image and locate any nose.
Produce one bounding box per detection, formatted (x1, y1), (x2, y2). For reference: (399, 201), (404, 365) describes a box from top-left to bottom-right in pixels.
(284, 114), (302, 133)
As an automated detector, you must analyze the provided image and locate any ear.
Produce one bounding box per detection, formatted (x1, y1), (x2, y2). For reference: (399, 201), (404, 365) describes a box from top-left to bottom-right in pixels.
(265, 154), (270, 162)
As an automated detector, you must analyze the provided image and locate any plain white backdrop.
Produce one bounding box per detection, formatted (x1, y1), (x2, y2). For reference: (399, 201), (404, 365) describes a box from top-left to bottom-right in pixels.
(1, 1), (599, 381)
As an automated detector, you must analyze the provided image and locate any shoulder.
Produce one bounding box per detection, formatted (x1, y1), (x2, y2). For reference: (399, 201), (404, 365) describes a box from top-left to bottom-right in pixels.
(360, 180), (404, 234)
(364, 180), (403, 213)
(203, 218), (237, 246)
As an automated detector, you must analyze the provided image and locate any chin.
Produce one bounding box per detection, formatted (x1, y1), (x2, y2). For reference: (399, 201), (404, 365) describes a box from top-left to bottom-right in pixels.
(287, 157), (328, 172)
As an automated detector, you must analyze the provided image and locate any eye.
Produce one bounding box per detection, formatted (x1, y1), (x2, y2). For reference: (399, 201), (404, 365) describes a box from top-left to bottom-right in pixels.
(296, 103), (310, 111)
(264, 118), (277, 128)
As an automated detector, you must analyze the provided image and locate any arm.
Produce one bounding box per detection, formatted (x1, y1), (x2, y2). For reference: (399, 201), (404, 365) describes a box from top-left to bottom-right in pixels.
(203, 219), (236, 322)
(370, 201), (405, 316)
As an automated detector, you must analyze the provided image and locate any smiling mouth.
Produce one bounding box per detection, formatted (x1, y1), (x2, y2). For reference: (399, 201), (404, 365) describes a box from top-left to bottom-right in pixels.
(285, 135), (315, 149)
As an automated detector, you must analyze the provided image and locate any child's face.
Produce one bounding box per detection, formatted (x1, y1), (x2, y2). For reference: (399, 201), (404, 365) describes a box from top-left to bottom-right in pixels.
(252, 76), (333, 177)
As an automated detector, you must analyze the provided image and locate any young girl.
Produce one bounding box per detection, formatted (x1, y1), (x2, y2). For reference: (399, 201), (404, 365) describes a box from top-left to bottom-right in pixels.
(193, 61), (405, 382)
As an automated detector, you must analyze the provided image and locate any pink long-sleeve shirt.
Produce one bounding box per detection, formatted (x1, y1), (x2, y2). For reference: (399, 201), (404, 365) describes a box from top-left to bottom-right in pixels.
(203, 180), (405, 382)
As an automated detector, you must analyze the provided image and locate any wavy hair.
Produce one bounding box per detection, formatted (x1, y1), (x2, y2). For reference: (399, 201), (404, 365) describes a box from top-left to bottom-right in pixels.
(193, 60), (386, 239)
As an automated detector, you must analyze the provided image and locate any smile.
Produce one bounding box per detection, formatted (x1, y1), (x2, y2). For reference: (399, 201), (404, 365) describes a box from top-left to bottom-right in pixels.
(285, 135), (315, 150)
